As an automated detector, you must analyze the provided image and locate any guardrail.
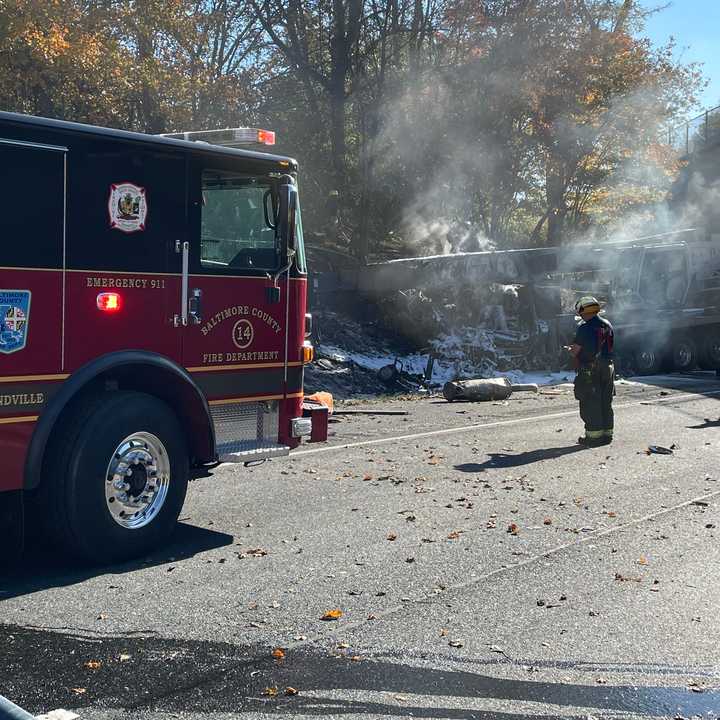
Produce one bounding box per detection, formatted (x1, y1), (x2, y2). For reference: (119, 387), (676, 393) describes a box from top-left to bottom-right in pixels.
(666, 105), (720, 156)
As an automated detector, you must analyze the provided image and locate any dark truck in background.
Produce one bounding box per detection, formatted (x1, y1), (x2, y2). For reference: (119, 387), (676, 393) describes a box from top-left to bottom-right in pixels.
(547, 230), (720, 374)
(339, 228), (720, 376)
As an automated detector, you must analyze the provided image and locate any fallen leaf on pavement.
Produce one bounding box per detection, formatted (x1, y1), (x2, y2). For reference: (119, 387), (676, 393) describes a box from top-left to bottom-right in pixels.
(118, 653), (131, 662)
(507, 523), (519, 535)
(637, 555), (649, 565)
(448, 639), (464, 648)
(447, 531), (462, 539)
(387, 533), (397, 541)
(321, 609), (343, 621)
(272, 648), (285, 659)
(362, 474), (373, 481)
(543, 518), (552, 525)
(262, 687), (278, 697)
(614, 573), (642, 582)
(284, 687), (299, 696)
(71, 689), (87, 695)
(84, 660), (101, 670)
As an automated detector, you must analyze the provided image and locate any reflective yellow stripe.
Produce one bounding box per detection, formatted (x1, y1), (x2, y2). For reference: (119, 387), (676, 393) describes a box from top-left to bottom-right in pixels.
(585, 430), (604, 439)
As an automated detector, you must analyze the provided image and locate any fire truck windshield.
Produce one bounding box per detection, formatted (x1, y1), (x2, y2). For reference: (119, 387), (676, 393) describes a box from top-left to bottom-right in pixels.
(201, 172), (284, 271)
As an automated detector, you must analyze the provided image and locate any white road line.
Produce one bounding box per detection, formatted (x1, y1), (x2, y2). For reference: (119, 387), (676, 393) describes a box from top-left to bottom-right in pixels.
(292, 388), (720, 457)
(283, 486), (720, 652)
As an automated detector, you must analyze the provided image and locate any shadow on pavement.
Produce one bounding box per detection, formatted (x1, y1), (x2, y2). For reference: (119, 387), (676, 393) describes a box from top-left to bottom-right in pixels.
(1, 625), (717, 719)
(455, 446), (586, 472)
(0, 523), (233, 600)
(686, 417), (720, 429)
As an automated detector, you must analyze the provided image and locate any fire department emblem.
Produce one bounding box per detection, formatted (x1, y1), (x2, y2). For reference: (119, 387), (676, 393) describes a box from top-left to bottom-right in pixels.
(0, 290), (31, 354)
(108, 182), (148, 233)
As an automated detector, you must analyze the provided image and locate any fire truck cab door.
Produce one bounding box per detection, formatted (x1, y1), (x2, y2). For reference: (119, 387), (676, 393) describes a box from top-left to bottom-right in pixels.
(182, 164), (289, 455)
(0, 140), (66, 376)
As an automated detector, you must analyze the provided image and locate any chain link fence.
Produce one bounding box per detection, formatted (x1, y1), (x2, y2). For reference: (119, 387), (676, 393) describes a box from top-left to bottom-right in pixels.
(666, 106), (720, 155)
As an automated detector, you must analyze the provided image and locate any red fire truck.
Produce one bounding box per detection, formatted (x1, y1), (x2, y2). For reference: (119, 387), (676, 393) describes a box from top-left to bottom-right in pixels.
(0, 111), (326, 563)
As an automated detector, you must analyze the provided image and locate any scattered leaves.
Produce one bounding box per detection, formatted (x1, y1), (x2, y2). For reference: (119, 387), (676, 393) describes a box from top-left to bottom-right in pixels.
(284, 687), (299, 696)
(321, 609), (343, 621)
(262, 687), (279, 697)
(387, 532), (397, 541)
(507, 523), (520, 535)
(543, 518), (553, 525)
(84, 660), (101, 670)
(447, 531), (462, 540)
(637, 555), (649, 566)
(271, 648), (286, 659)
(71, 688), (87, 696)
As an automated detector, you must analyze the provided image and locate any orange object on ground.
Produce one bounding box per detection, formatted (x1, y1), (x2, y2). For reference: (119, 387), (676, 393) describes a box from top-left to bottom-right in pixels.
(305, 391), (334, 415)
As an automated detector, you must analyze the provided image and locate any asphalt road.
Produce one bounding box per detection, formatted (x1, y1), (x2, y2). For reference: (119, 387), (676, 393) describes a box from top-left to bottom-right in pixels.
(2, 372), (720, 720)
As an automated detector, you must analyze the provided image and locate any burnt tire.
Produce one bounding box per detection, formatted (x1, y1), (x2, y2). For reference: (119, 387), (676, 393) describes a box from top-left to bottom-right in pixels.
(698, 330), (720, 370)
(42, 391), (189, 564)
(667, 335), (697, 373)
(633, 346), (663, 375)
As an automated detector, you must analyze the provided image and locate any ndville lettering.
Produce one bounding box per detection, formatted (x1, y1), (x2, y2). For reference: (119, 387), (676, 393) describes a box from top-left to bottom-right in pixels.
(0, 392), (45, 407)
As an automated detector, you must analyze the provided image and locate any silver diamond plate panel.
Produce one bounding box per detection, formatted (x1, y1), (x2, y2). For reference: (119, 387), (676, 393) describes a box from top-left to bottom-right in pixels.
(211, 401), (280, 456)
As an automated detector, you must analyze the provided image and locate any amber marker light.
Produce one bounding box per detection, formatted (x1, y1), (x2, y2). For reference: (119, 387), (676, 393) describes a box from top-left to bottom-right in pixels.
(97, 292), (122, 313)
(302, 342), (314, 364)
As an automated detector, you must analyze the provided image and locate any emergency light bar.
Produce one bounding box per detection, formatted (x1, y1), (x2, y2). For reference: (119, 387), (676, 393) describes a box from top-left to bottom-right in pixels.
(159, 127), (276, 147)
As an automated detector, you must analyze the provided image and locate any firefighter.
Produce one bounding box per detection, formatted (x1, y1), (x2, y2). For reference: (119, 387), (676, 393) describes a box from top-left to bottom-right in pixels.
(565, 296), (615, 446)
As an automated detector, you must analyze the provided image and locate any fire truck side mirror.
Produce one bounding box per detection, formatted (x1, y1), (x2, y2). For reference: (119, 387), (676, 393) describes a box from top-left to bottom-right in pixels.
(278, 180), (298, 254)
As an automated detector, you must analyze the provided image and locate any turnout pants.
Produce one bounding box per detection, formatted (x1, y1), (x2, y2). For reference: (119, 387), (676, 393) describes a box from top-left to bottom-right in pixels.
(574, 360), (615, 440)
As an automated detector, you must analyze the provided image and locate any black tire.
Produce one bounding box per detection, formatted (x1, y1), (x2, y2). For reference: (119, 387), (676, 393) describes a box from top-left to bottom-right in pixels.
(41, 391), (189, 564)
(633, 346), (663, 375)
(667, 335), (697, 373)
(698, 329), (720, 370)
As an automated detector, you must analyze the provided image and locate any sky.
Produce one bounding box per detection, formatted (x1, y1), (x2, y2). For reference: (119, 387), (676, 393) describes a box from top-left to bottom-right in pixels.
(639, 0), (720, 115)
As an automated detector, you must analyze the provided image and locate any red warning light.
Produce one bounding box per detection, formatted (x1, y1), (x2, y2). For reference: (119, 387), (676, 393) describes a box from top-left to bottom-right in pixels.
(257, 129), (276, 146)
(97, 292), (122, 313)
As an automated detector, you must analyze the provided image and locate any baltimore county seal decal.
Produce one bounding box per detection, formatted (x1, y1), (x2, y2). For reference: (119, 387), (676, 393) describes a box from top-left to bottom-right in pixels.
(0, 290), (31, 354)
(108, 182), (148, 233)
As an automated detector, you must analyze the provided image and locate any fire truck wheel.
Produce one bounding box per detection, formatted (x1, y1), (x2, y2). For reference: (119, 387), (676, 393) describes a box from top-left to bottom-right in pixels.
(44, 391), (189, 563)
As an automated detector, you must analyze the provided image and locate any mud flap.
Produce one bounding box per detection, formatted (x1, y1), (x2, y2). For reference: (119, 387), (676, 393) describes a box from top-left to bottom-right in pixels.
(0, 490), (24, 562)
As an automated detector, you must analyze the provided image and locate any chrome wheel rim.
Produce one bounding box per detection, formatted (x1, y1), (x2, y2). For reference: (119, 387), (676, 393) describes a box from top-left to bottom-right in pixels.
(676, 345), (692, 367)
(105, 432), (170, 529)
(637, 350), (656, 371)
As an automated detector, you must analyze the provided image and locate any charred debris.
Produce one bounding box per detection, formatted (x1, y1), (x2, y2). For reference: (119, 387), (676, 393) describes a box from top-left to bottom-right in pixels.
(305, 229), (720, 398)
